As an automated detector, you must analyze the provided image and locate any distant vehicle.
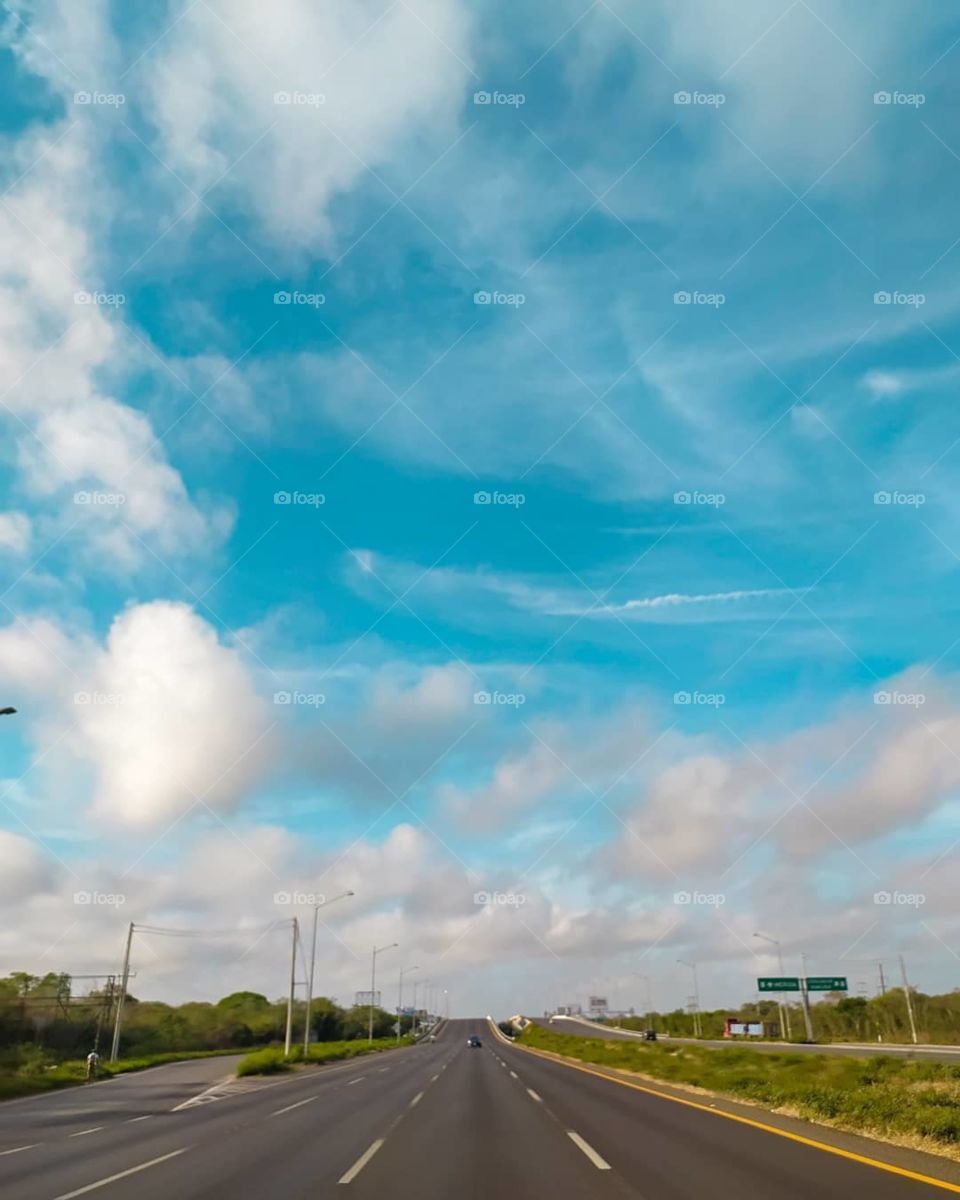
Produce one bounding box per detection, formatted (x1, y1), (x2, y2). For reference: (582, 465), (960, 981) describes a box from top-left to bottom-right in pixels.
(643, 1030), (657, 1041)
(467, 1036), (482, 1047)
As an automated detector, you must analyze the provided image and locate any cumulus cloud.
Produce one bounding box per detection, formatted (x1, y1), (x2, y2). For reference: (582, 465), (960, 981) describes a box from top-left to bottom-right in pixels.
(142, 0), (472, 252)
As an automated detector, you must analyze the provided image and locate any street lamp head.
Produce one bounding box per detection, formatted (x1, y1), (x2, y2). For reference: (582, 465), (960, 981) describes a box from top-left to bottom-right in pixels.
(0, 707), (16, 715)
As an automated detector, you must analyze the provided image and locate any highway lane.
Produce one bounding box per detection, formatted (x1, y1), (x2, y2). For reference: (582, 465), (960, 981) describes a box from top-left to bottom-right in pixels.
(0, 1054), (246, 1145)
(3, 1019), (960, 1198)
(540, 1015), (960, 1061)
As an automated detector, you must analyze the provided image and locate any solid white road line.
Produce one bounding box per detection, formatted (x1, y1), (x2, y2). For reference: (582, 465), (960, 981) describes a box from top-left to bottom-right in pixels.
(53, 1149), (189, 1199)
(271, 1095), (317, 1117)
(0, 1144), (39, 1156)
(338, 1138), (384, 1184)
(526, 1088), (542, 1103)
(69, 1128), (103, 1138)
(125, 1115), (152, 1123)
(567, 1131), (611, 1170)
(347, 1077), (365, 1086)
(409, 1091), (424, 1108)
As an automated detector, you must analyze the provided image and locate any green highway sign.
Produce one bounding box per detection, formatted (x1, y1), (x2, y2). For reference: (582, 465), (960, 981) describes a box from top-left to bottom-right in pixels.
(806, 976), (848, 992)
(757, 977), (800, 992)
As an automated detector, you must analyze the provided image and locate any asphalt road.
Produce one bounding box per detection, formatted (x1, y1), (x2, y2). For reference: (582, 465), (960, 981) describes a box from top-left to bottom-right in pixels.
(1, 1019), (958, 1199)
(541, 1015), (960, 1061)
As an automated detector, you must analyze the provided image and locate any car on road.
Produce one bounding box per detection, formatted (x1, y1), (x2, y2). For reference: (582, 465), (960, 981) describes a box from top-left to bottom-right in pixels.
(467, 1036), (482, 1047)
(643, 1029), (657, 1041)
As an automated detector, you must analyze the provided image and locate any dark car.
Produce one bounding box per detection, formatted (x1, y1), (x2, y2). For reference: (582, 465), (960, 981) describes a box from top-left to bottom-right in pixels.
(467, 1036), (482, 1047)
(643, 1030), (657, 1041)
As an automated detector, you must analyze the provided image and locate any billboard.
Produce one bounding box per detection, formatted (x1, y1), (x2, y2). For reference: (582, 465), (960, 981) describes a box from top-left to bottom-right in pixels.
(354, 991), (381, 1007)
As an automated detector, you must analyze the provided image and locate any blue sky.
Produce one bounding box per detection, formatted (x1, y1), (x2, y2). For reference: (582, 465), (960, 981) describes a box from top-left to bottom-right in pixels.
(1, 0), (960, 1017)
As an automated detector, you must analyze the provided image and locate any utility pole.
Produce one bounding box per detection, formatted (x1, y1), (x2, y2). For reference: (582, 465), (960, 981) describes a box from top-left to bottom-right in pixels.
(397, 966), (419, 1043)
(284, 917), (298, 1057)
(753, 932), (792, 1039)
(110, 922), (134, 1062)
(677, 960), (702, 1036)
(899, 955), (919, 1045)
(877, 961), (887, 996)
(799, 953), (815, 1042)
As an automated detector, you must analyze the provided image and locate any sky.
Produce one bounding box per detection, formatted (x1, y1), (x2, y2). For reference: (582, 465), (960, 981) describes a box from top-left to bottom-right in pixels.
(1, 0), (959, 1020)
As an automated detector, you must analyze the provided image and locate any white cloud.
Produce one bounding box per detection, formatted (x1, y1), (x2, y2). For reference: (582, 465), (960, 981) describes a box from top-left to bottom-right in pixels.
(0, 512), (31, 555)
(142, 0), (472, 252)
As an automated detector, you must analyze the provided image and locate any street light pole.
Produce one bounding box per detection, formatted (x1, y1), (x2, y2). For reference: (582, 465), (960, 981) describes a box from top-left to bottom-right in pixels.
(369, 943), (398, 1043)
(753, 932), (792, 1039)
(303, 891), (354, 1053)
(284, 917), (299, 1056)
(677, 960), (702, 1037)
(398, 965), (419, 1043)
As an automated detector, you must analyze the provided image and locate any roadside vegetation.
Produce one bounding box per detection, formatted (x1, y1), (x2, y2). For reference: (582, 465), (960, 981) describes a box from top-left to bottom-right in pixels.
(601, 986), (959, 1044)
(0, 970), (421, 1101)
(521, 1025), (960, 1152)
(237, 1036), (414, 1077)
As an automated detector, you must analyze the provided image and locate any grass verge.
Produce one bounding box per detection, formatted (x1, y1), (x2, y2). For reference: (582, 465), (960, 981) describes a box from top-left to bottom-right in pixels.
(0, 1048), (243, 1101)
(519, 1025), (960, 1154)
(236, 1036), (415, 1077)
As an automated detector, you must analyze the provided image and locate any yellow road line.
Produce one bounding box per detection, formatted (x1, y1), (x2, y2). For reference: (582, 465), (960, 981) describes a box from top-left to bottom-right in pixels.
(511, 1036), (960, 1193)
